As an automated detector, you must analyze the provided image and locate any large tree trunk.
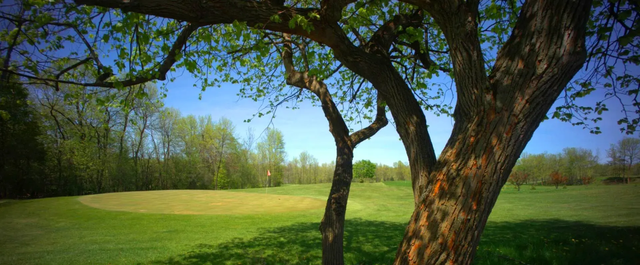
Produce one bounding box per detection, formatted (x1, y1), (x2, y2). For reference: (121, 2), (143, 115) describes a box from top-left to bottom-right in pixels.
(391, 1), (592, 264)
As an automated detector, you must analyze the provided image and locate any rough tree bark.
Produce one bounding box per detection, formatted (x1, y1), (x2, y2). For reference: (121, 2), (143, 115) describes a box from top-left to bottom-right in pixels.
(389, 1), (592, 264)
(68, 0), (594, 264)
(281, 33), (388, 265)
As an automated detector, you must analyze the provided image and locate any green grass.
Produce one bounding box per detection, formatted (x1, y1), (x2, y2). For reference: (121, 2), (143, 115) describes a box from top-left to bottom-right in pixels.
(0, 183), (638, 264)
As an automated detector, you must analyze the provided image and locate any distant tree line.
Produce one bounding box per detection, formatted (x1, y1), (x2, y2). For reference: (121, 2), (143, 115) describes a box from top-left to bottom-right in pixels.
(0, 81), (413, 199)
(510, 138), (640, 189)
(0, 80), (292, 198)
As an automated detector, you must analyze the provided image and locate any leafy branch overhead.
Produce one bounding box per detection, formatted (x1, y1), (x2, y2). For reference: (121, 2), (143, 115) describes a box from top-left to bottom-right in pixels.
(2, 1), (636, 132)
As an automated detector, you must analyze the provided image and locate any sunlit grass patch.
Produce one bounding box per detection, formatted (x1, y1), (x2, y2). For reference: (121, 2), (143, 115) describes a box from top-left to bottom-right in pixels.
(78, 190), (325, 215)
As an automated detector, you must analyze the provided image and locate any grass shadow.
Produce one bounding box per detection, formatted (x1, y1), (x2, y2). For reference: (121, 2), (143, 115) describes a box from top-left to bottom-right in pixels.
(476, 219), (640, 265)
(145, 218), (405, 265)
(146, 219), (639, 265)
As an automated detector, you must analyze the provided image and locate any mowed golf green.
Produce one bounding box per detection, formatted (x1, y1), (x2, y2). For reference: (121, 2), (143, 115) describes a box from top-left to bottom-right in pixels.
(78, 190), (326, 214)
(1, 182), (639, 265)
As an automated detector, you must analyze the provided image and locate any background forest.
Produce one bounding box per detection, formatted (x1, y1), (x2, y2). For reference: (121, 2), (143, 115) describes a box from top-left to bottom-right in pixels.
(0, 81), (416, 198)
(1, 79), (637, 199)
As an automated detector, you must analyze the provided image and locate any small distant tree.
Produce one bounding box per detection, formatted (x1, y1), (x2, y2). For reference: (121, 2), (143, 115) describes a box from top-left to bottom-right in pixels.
(549, 171), (568, 189)
(580, 176), (594, 185)
(508, 172), (528, 191)
(607, 138), (640, 184)
(353, 160), (376, 182)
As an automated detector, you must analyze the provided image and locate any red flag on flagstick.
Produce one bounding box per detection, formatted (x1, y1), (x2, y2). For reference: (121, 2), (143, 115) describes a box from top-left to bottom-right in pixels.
(267, 170), (271, 176)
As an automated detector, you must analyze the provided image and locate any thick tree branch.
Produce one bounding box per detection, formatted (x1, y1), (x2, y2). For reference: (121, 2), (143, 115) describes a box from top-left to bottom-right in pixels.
(321, 0), (357, 22)
(157, 23), (200, 80)
(349, 95), (388, 147)
(402, 40), (451, 73)
(399, 0), (487, 121)
(365, 11), (424, 57)
(490, 0), (591, 115)
(72, 0), (337, 44)
(282, 32), (388, 149)
(282, 33), (352, 141)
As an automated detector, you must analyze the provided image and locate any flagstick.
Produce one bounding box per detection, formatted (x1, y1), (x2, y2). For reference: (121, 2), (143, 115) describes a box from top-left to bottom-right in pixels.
(265, 170), (269, 194)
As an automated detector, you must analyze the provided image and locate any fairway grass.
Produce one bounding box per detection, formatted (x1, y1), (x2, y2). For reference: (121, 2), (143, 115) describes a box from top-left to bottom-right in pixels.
(0, 182), (638, 264)
(79, 190), (325, 215)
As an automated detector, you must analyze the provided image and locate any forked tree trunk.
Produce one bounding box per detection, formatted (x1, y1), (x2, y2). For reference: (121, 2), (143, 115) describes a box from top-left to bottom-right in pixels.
(279, 33), (388, 265)
(391, 1), (592, 264)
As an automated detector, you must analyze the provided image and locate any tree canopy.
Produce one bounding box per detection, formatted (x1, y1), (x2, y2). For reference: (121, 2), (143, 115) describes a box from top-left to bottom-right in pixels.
(1, 0), (637, 132)
(353, 159), (376, 180)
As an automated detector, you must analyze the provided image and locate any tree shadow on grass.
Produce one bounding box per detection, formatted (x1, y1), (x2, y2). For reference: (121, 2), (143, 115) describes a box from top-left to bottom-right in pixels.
(146, 218), (405, 265)
(475, 219), (640, 265)
(146, 219), (639, 265)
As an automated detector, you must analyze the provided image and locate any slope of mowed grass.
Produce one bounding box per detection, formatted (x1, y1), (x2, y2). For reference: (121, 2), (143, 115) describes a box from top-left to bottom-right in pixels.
(0, 182), (638, 265)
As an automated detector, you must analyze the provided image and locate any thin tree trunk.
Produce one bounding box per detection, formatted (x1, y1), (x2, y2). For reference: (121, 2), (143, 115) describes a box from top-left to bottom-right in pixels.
(320, 144), (353, 265)
(280, 33), (388, 264)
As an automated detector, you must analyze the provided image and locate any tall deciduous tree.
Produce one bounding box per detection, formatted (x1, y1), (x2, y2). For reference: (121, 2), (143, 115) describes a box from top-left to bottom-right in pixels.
(257, 128), (286, 187)
(3, 0), (639, 264)
(279, 32), (388, 263)
(0, 81), (46, 198)
(353, 160), (377, 181)
(561, 147), (598, 185)
(609, 138), (640, 184)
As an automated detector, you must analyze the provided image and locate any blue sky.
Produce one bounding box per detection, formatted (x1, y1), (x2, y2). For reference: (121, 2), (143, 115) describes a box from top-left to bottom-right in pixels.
(161, 76), (627, 166)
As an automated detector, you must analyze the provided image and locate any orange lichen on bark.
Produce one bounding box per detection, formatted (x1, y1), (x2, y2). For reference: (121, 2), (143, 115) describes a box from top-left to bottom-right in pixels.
(419, 211), (429, 228)
(481, 153), (490, 167)
(462, 164), (476, 178)
(405, 120), (414, 130)
(449, 148), (457, 159)
(491, 135), (498, 146)
(448, 232), (457, 251)
(432, 180), (441, 194)
(408, 241), (423, 265)
(505, 125), (513, 137)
